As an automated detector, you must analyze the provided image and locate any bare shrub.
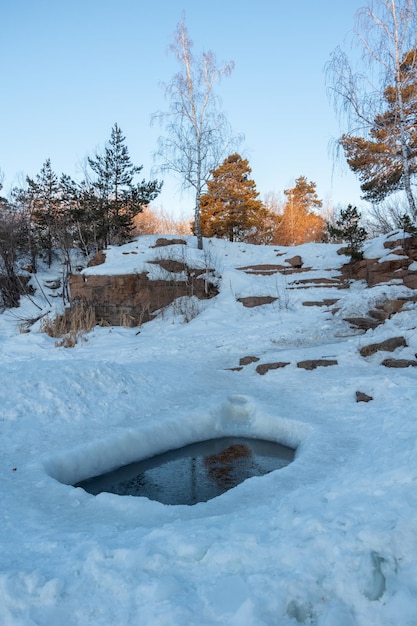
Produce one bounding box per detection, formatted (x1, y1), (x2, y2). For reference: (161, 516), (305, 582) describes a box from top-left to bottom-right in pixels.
(172, 295), (201, 322)
(0, 206), (30, 308)
(365, 199), (416, 236)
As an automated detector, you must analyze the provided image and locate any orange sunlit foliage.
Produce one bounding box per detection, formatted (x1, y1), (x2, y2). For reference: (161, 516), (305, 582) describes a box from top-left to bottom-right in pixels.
(273, 176), (326, 246)
(133, 206), (192, 236)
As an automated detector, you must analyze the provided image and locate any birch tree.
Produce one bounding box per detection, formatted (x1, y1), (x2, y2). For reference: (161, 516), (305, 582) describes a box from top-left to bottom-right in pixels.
(327, 0), (417, 218)
(153, 19), (241, 249)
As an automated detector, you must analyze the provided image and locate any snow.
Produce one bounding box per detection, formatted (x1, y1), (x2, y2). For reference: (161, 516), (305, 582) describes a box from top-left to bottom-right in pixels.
(1, 234), (417, 625)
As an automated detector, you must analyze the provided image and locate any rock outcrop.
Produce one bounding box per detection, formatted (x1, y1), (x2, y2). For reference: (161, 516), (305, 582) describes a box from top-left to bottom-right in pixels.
(342, 235), (417, 288)
(69, 267), (217, 327)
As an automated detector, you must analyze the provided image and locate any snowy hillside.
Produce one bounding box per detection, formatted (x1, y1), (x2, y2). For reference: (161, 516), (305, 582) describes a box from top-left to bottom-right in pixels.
(1, 234), (417, 626)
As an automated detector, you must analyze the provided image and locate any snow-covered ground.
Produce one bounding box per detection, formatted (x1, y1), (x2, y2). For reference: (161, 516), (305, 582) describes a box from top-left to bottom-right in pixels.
(1, 235), (417, 626)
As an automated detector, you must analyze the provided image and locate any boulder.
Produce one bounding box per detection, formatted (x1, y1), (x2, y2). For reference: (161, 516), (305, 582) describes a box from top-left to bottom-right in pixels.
(286, 255), (303, 268)
(239, 356), (260, 366)
(356, 391), (373, 403)
(359, 336), (407, 357)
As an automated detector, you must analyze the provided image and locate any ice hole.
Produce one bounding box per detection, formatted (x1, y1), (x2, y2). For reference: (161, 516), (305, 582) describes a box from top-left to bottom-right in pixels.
(74, 436), (295, 505)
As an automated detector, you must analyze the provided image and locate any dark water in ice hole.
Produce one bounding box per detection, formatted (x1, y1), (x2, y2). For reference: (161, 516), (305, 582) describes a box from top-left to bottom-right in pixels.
(75, 437), (295, 505)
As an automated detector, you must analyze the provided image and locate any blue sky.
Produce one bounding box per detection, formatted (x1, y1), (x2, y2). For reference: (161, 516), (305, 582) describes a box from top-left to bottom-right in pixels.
(2, 0), (369, 216)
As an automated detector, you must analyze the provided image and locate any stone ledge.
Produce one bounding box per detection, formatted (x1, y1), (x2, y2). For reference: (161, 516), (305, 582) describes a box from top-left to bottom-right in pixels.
(256, 362), (290, 375)
(359, 336), (407, 357)
(238, 296), (277, 308)
(297, 359), (338, 370)
(381, 358), (417, 368)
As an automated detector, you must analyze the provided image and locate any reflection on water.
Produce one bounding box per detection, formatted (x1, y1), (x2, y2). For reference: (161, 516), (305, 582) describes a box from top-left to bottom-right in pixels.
(204, 443), (253, 489)
(75, 437), (295, 506)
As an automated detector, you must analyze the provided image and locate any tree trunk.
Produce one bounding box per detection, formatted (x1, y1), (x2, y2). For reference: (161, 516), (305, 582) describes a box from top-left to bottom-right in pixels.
(392, 2), (417, 218)
(395, 73), (417, 217)
(195, 202), (203, 250)
(195, 154), (203, 250)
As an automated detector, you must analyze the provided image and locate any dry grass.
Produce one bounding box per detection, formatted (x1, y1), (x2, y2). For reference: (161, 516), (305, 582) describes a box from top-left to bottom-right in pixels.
(40, 301), (96, 347)
(40, 313), (67, 338)
(119, 312), (136, 327)
(119, 302), (152, 327)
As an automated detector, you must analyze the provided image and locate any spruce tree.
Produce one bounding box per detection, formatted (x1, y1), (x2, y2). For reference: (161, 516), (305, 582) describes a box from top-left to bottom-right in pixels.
(86, 123), (162, 248)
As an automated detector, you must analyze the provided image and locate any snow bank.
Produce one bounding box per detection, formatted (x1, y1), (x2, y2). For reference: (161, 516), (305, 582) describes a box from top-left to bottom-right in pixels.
(2, 234), (417, 625)
(45, 394), (312, 486)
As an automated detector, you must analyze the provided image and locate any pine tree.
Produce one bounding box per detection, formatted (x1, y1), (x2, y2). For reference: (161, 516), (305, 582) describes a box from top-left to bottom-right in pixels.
(340, 49), (417, 211)
(277, 176), (325, 246)
(398, 212), (417, 235)
(86, 123), (162, 248)
(199, 153), (266, 242)
(327, 205), (367, 260)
